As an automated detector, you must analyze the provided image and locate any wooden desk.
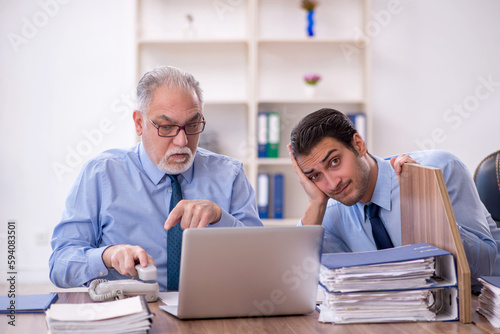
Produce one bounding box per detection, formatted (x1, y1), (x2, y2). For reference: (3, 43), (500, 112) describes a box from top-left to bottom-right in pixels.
(2, 292), (488, 334)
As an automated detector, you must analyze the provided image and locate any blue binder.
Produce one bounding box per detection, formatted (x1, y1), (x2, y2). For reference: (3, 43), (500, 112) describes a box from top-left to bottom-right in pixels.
(273, 174), (284, 219)
(0, 293), (58, 313)
(257, 112), (268, 158)
(257, 173), (269, 219)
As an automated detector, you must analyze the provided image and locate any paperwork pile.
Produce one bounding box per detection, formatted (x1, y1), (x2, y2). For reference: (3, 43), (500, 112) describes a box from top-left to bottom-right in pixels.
(318, 243), (458, 324)
(45, 295), (153, 333)
(477, 276), (500, 327)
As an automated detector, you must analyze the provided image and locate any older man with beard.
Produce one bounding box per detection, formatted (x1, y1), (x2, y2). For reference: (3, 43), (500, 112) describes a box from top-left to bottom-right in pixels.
(49, 66), (262, 291)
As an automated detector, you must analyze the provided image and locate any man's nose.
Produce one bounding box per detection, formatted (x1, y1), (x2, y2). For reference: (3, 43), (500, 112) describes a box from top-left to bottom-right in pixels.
(172, 128), (188, 147)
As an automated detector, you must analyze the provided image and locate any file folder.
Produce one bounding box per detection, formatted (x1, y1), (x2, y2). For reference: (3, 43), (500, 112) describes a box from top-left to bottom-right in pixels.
(257, 173), (269, 218)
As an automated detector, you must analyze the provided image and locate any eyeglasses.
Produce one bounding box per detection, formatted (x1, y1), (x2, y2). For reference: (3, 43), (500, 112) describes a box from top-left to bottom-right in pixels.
(148, 117), (206, 137)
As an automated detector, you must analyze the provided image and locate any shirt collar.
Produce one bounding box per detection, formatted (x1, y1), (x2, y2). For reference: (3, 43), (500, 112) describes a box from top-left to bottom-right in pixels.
(138, 142), (195, 185)
(360, 155), (394, 212)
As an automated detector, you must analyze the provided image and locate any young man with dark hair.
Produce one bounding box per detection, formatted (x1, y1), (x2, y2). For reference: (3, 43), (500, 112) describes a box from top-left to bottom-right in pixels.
(288, 108), (500, 291)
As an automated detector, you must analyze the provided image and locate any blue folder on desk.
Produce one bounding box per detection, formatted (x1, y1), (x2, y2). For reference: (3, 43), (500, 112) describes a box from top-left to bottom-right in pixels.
(0, 293), (58, 313)
(318, 243), (459, 323)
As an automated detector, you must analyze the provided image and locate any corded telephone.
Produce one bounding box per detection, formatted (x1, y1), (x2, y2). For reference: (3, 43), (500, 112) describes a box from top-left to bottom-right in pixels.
(88, 264), (159, 302)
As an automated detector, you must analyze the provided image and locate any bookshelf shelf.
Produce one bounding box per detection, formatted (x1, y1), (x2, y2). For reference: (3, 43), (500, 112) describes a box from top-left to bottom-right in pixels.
(257, 98), (366, 105)
(257, 38), (367, 45)
(204, 100), (249, 106)
(262, 218), (299, 227)
(136, 0), (370, 223)
(257, 158), (292, 166)
(138, 39), (249, 45)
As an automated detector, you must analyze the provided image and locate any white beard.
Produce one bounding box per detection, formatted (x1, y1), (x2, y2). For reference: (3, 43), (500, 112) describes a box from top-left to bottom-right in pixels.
(157, 147), (194, 174)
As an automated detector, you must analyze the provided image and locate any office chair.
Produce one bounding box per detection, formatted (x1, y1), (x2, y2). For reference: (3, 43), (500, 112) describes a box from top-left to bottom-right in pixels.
(473, 150), (500, 227)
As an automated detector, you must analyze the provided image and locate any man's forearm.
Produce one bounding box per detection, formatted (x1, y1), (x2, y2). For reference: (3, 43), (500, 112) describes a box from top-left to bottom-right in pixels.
(301, 199), (328, 226)
(49, 246), (109, 288)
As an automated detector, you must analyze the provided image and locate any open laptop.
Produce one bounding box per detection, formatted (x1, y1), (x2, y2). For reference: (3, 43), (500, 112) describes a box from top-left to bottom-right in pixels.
(160, 225), (324, 319)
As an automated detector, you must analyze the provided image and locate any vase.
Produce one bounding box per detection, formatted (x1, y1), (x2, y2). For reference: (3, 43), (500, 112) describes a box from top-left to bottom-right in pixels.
(304, 84), (317, 98)
(306, 10), (315, 37)
(183, 23), (197, 39)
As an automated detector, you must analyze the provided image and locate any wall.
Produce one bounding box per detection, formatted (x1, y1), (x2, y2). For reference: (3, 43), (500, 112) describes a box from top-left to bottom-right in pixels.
(0, 0), (136, 285)
(1, 0), (499, 288)
(370, 0), (500, 172)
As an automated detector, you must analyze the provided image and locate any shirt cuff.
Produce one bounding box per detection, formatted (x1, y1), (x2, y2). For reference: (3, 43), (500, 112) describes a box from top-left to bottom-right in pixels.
(212, 209), (241, 227)
(87, 246), (110, 279)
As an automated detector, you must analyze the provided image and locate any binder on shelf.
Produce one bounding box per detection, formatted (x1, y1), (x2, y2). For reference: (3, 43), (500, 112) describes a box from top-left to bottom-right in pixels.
(348, 112), (366, 142)
(257, 111), (268, 158)
(267, 112), (280, 158)
(318, 243), (458, 324)
(257, 173), (269, 219)
(273, 173), (284, 219)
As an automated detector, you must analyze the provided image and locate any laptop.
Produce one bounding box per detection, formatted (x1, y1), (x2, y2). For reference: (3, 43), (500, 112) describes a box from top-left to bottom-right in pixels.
(160, 225), (324, 319)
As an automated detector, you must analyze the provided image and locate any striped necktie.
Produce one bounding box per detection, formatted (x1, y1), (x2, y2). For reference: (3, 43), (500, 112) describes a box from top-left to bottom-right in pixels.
(167, 174), (182, 290)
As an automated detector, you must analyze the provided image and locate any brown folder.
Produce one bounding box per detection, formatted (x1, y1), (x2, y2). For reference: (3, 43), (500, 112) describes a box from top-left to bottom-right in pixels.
(400, 163), (471, 323)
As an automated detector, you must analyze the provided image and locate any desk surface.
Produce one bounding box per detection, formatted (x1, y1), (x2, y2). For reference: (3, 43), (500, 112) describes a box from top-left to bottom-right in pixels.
(2, 292), (496, 334)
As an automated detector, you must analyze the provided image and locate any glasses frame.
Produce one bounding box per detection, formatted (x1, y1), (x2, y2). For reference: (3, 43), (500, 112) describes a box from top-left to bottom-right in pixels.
(147, 117), (206, 138)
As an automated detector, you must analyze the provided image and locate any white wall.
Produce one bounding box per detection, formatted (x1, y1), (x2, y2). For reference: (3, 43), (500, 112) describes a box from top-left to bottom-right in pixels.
(0, 0), (136, 285)
(370, 0), (500, 173)
(1, 0), (499, 288)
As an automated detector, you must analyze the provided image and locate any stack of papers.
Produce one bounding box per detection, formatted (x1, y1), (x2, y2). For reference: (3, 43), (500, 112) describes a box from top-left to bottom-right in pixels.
(318, 243), (458, 324)
(45, 296), (153, 333)
(477, 276), (500, 327)
(320, 257), (435, 292)
(319, 289), (438, 323)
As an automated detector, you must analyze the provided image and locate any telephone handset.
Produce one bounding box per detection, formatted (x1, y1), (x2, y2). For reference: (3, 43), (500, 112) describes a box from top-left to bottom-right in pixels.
(88, 264), (159, 302)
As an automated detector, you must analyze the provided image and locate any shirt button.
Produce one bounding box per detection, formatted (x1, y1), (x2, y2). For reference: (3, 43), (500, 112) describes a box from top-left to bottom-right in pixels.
(169, 188), (172, 193)
(99, 272), (104, 276)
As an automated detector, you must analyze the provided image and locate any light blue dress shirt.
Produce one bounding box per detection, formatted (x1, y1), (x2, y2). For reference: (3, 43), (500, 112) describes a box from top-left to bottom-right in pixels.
(302, 150), (499, 289)
(49, 143), (263, 290)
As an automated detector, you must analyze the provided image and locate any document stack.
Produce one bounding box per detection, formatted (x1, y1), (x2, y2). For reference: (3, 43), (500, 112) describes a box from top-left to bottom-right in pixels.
(477, 276), (500, 327)
(45, 295), (153, 333)
(317, 243), (459, 324)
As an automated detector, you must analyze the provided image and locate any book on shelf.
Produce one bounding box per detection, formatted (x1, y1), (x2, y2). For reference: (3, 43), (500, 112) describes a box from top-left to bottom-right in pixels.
(257, 172), (285, 220)
(257, 111), (268, 158)
(317, 243), (458, 324)
(45, 295), (153, 334)
(267, 112), (280, 158)
(0, 293), (58, 314)
(257, 173), (269, 219)
(273, 173), (284, 219)
(257, 111), (281, 158)
(477, 276), (500, 327)
(348, 112), (366, 142)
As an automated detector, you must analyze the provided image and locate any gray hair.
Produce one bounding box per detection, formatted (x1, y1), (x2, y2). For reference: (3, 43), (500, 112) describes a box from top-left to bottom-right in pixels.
(136, 65), (204, 113)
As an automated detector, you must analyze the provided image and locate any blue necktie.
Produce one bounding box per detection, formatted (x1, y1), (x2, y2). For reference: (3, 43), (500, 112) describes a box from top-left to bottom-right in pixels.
(366, 203), (393, 250)
(167, 174), (183, 291)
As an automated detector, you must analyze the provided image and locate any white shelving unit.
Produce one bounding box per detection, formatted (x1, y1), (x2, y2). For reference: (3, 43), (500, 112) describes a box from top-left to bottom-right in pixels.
(135, 0), (370, 226)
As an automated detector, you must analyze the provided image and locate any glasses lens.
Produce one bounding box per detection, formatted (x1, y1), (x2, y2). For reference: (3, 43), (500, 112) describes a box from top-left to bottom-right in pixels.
(158, 125), (178, 137)
(184, 121), (204, 135)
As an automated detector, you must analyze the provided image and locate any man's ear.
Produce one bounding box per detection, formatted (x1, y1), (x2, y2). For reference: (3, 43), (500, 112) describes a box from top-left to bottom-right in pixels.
(133, 110), (144, 136)
(352, 133), (367, 156)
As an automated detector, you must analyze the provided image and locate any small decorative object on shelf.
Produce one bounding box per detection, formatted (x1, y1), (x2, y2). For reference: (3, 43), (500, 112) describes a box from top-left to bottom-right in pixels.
(301, 0), (319, 37)
(303, 73), (321, 98)
(183, 13), (197, 39)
